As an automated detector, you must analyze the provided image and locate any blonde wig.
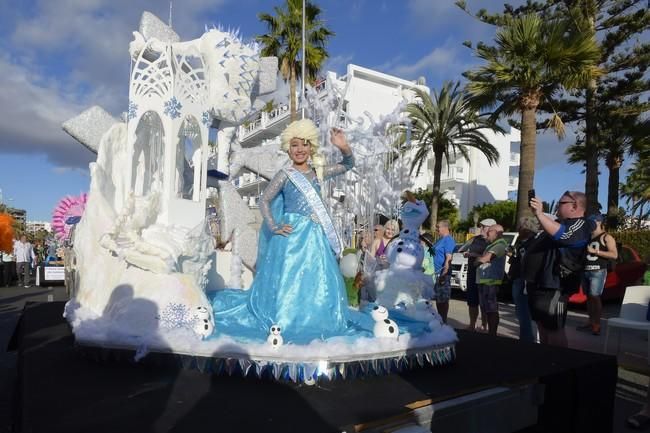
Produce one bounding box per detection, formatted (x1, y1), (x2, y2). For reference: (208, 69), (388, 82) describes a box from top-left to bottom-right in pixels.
(281, 119), (325, 181)
(384, 219), (399, 236)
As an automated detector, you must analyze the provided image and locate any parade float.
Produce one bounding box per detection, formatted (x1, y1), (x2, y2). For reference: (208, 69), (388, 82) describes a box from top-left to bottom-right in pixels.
(32, 193), (89, 287)
(61, 11), (457, 382)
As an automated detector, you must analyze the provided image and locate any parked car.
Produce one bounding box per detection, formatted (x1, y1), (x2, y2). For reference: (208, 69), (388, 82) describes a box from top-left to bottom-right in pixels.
(450, 232), (519, 292)
(568, 244), (647, 304)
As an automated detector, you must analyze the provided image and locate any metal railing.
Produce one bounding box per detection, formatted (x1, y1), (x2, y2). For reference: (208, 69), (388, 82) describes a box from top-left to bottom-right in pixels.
(239, 104), (291, 139)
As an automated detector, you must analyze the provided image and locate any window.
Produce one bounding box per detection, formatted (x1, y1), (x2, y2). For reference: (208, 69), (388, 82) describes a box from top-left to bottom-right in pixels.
(176, 116), (203, 201)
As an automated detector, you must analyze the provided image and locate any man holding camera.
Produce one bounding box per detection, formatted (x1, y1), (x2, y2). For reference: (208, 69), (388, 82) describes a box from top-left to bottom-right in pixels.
(525, 191), (593, 347)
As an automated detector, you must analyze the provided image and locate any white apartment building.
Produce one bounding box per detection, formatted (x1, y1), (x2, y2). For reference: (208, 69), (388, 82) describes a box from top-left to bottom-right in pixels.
(225, 63), (519, 218)
(410, 128), (521, 217)
(26, 221), (51, 234)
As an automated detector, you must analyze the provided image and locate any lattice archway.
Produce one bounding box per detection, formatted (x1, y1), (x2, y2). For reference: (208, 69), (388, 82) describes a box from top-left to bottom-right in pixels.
(131, 44), (173, 100)
(174, 50), (208, 107)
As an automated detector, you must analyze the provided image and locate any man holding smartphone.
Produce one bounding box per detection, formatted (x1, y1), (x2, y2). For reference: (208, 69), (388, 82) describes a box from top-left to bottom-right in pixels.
(524, 190), (593, 347)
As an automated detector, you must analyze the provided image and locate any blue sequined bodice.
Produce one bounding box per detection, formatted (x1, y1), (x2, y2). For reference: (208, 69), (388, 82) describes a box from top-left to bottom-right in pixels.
(259, 153), (354, 230)
(282, 175), (321, 216)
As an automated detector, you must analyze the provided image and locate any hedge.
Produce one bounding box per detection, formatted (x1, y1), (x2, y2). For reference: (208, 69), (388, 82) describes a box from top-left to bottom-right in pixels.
(611, 231), (650, 262)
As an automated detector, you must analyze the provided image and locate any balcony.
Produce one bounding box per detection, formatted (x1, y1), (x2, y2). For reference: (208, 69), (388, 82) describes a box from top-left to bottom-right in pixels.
(240, 195), (261, 209)
(440, 166), (465, 183)
(238, 104), (292, 146)
(234, 173), (268, 195)
(508, 176), (519, 189)
(510, 152), (520, 166)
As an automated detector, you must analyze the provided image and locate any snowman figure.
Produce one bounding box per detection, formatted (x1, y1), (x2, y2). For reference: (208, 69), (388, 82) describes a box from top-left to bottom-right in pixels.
(374, 192), (434, 308)
(193, 306), (214, 339)
(371, 305), (399, 340)
(407, 299), (438, 321)
(267, 324), (284, 348)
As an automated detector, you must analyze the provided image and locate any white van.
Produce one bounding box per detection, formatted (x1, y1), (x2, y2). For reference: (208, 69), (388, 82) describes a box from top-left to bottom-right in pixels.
(450, 232), (519, 292)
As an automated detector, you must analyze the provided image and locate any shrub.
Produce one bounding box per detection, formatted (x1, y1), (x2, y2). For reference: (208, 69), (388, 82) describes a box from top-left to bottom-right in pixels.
(611, 231), (650, 262)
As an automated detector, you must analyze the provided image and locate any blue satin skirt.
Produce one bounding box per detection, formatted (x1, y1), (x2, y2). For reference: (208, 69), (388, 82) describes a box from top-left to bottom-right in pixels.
(210, 213), (357, 344)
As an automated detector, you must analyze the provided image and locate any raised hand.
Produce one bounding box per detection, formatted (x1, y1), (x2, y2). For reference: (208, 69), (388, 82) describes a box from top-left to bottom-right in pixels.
(330, 128), (351, 153)
(529, 197), (543, 216)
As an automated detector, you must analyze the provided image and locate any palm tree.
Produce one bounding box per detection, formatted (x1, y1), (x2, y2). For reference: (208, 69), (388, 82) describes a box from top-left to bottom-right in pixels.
(566, 113), (645, 228)
(621, 161), (650, 228)
(621, 123), (650, 227)
(256, 0), (334, 121)
(398, 82), (501, 228)
(464, 13), (600, 222)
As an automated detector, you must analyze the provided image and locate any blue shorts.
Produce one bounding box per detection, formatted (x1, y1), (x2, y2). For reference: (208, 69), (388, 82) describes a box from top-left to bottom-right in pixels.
(582, 269), (607, 297)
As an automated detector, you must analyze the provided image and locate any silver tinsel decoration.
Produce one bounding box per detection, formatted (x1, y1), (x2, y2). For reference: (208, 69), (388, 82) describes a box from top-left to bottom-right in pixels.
(139, 11), (180, 43)
(62, 106), (121, 154)
(77, 341), (456, 383)
(257, 57), (279, 96)
(216, 180), (258, 269)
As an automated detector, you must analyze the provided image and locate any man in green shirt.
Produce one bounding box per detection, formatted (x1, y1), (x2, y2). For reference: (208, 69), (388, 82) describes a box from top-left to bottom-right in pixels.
(476, 224), (508, 336)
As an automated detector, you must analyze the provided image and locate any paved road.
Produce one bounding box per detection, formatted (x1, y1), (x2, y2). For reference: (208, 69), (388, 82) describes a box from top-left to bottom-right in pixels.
(0, 284), (647, 432)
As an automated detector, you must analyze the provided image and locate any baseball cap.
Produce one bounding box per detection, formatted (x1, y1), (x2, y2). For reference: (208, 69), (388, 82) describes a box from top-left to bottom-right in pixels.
(479, 218), (497, 227)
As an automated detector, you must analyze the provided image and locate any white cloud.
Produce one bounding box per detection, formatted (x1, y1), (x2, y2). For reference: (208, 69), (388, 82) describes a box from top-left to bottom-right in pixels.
(406, 0), (529, 39)
(325, 53), (354, 76)
(1, 0), (228, 168)
(0, 54), (94, 169)
(383, 40), (471, 83)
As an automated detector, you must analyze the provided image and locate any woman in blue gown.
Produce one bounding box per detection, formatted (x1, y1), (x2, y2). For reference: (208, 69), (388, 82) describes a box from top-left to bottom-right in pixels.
(211, 119), (360, 344)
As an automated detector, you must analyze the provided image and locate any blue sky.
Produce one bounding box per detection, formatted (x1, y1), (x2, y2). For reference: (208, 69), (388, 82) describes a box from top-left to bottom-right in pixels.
(0, 0), (632, 220)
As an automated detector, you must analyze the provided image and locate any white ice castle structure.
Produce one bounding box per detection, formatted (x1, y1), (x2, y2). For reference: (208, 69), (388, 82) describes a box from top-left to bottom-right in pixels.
(62, 12), (278, 341)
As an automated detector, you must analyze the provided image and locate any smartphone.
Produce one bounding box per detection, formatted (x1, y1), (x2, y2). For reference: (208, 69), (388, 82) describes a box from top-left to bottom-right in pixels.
(528, 189), (536, 205)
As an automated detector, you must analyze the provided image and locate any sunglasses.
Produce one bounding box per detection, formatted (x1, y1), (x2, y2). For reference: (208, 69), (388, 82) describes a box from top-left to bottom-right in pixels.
(559, 190), (577, 206)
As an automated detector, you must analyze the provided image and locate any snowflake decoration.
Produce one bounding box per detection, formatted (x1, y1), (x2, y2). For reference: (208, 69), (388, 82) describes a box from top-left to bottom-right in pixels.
(163, 97), (182, 119)
(127, 101), (138, 121)
(202, 111), (211, 127)
(158, 302), (196, 329)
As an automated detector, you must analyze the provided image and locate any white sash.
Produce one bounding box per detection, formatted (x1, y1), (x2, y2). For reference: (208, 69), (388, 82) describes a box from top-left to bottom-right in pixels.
(283, 167), (342, 256)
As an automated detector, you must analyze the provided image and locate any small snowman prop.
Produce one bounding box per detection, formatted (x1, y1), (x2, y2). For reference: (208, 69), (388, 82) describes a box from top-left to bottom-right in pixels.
(374, 193), (434, 308)
(193, 306), (214, 339)
(371, 305), (399, 340)
(267, 324), (283, 349)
